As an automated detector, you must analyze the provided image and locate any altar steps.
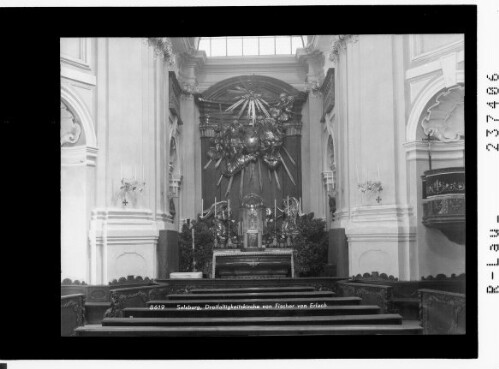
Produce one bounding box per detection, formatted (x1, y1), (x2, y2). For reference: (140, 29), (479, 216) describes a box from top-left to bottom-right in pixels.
(74, 284), (423, 335)
(166, 291), (335, 300)
(102, 314), (403, 327)
(147, 296), (360, 308)
(75, 323), (422, 336)
(190, 286), (315, 294)
(122, 305), (381, 318)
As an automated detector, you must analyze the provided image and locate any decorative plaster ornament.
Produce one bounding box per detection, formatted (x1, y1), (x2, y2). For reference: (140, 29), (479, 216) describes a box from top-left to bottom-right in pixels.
(60, 102), (82, 146)
(203, 85), (298, 196)
(244, 129), (260, 154)
(422, 85), (464, 142)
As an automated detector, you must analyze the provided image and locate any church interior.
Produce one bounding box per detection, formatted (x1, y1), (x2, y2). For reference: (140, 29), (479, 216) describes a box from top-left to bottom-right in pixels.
(61, 35), (466, 336)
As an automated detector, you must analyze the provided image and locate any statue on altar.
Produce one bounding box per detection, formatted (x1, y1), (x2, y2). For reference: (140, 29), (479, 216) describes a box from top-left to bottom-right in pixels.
(240, 193), (265, 249)
(281, 197), (300, 236)
(199, 200), (237, 248)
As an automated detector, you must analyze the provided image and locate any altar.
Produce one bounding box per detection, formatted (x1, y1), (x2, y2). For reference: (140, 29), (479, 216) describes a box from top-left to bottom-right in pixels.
(202, 193), (300, 279)
(212, 249), (295, 279)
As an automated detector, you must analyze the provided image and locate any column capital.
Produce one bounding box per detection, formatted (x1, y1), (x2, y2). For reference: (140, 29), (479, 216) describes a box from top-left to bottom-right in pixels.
(329, 35), (359, 63)
(297, 47), (325, 86)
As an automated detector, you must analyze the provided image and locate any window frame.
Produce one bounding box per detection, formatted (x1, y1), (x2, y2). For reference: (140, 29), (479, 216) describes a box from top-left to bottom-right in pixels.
(198, 36), (304, 57)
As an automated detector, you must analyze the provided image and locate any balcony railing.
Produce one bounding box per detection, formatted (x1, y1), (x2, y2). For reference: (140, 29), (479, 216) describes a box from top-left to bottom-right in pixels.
(421, 167), (465, 245)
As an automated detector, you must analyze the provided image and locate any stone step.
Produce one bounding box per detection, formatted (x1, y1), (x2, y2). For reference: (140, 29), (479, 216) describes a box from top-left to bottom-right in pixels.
(189, 286), (316, 294)
(166, 291), (335, 300)
(102, 313), (403, 327)
(148, 296), (360, 308)
(392, 298), (420, 320)
(85, 302), (111, 325)
(75, 323), (422, 336)
(123, 305), (380, 318)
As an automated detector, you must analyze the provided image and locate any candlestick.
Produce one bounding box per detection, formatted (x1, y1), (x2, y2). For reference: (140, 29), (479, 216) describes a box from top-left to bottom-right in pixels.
(228, 199), (231, 214)
(201, 198), (204, 214)
(134, 167), (137, 180)
(377, 165), (380, 181)
(142, 164), (145, 181)
(274, 198), (277, 238)
(191, 226), (196, 272)
(120, 163), (123, 179)
(356, 164), (359, 183)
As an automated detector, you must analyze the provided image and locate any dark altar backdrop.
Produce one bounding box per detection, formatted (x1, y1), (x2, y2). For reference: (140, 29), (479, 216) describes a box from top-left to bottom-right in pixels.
(201, 135), (302, 218)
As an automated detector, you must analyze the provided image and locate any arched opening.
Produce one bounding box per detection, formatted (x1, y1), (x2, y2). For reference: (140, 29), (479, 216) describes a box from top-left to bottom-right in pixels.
(60, 90), (98, 284)
(405, 82), (465, 280)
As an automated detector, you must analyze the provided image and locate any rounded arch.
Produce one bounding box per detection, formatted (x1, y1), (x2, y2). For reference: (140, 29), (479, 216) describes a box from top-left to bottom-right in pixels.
(406, 71), (464, 142)
(201, 74), (303, 101)
(61, 84), (97, 148)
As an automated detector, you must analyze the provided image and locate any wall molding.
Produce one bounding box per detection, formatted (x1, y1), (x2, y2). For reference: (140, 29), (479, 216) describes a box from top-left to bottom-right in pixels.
(61, 65), (97, 86)
(61, 145), (98, 167)
(409, 36), (463, 64)
(60, 38), (92, 71)
(350, 204), (414, 223)
(346, 231), (416, 243)
(406, 50), (464, 81)
(403, 140), (465, 162)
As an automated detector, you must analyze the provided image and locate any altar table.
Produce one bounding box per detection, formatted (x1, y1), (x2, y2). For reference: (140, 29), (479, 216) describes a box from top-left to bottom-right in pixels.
(212, 249), (295, 279)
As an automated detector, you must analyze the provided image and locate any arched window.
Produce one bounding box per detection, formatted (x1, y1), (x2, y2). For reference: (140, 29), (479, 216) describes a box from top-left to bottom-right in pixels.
(198, 36), (304, 57)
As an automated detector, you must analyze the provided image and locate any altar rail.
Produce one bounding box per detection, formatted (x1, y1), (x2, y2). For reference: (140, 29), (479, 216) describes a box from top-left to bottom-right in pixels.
(61, 279), (157, 303)
(336, 281), (393, 314)
(61, 294), (86, 336)
(419, 289), (466, 334)
(154, 277), (347, 294)
(105, 285), (170, 318)
(340, 277), (466, 319)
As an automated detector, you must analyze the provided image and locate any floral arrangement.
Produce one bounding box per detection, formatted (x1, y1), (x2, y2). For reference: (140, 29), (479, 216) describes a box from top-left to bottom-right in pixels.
(357, 180), (383, 194)
(118, 178), (146, 206)
(119, 178), (145, 194)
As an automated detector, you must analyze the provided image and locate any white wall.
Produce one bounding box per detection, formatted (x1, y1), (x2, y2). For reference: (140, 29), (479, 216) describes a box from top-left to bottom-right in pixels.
(61, 38), (179, 284)
(322, 34), (465, 280)
(61, 35), (466, 283)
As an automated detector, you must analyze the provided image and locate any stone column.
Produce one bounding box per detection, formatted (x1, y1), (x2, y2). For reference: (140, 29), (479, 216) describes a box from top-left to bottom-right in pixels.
(178, 53), (203, 221)
(299, 50), (326, 217)
(180, 93), (198, 221)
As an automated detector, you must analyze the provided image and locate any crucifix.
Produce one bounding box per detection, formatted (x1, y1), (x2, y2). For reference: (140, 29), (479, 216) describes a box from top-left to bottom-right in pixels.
(376, 196), (382, 204)
(122, 198), (129, 206)
(422, 133), (433, 170)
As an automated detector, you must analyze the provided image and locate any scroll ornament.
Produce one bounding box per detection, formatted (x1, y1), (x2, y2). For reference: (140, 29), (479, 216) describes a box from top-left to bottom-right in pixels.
(60, 103), (82, 146)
